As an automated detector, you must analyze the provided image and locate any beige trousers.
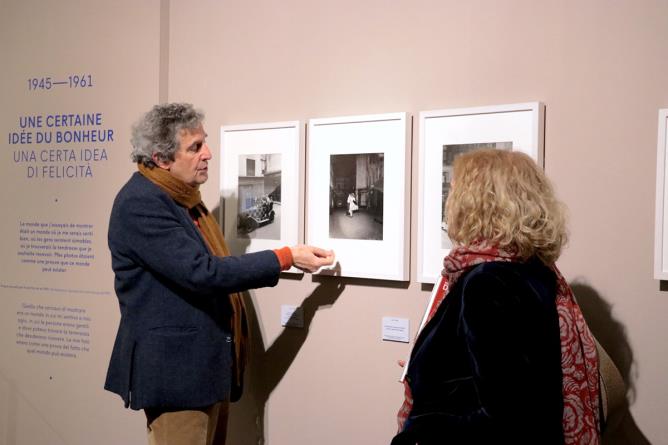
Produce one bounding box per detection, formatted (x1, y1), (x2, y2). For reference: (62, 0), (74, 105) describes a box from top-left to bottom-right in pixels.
(145, 401), (230, 445)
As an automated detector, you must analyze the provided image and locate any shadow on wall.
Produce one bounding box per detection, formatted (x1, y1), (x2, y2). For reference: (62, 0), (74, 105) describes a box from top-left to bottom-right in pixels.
(214, 200), (346, 444)
(570, 281), (652, 445)
(226, 276), (345, 445)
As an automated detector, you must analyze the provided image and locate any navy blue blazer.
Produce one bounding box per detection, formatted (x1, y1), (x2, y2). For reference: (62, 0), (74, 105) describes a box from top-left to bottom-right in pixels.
(393, 259), (564, 445)
(105, 172), (281, 410)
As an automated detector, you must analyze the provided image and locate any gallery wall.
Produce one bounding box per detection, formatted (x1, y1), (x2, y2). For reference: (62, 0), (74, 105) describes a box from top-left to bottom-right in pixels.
(2, 1), (667, 444)
(0, 1), (161, 443)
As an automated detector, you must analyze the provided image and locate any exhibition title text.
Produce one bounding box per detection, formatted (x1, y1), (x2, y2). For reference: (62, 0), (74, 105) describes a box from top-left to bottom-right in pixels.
(9, 112), (113, 179)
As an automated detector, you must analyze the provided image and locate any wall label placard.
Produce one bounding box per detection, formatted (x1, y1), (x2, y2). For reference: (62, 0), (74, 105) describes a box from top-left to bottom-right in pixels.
(381, 317), (409, 343)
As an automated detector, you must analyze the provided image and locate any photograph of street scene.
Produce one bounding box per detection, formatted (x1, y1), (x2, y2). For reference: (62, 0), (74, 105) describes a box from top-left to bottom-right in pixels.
(237, 153), (281, 239)
(329, 153), (384, 240)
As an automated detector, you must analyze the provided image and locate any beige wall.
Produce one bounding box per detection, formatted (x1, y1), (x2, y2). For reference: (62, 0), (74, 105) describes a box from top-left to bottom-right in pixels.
(169, 1), (668, 444)
(2, 0), (667, 444)
(0, 0), (161, 444)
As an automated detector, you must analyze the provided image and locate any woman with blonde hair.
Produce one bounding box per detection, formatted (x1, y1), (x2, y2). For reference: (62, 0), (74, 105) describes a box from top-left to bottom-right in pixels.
(393, 149), (600, 445)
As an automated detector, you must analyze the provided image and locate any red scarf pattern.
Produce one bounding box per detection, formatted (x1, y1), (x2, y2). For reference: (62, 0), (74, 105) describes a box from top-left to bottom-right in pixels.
(397, 242), (600, 444)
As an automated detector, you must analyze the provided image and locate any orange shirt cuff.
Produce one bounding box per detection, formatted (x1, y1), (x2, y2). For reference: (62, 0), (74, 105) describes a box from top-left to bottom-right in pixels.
(273, 246), (293, 271)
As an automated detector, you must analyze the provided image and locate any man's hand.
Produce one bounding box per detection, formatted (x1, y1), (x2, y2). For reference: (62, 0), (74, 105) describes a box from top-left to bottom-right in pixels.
(290, 245), (335, 273)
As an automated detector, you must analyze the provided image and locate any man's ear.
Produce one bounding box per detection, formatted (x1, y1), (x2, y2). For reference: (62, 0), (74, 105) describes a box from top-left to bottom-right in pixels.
(152, 152), (171, 170)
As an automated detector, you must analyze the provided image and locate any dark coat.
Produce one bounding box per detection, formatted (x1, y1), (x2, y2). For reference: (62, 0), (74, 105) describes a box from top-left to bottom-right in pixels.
(104, 172), (280, 410)
(393, 259), (564, 445)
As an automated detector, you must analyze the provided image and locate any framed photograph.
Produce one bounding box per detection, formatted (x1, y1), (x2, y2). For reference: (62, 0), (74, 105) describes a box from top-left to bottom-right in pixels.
(307, 112), (410, 280)
(417, 102), (545, 283)
(220, 121), (301, 273)
(654, 109), (668, 280)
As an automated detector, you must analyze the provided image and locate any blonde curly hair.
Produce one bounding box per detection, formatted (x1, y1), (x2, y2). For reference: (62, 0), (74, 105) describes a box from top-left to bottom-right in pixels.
(445, 149), (567, 264)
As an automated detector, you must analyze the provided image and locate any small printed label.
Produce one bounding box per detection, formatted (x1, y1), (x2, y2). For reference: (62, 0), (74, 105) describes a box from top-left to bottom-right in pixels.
(281, 305), (304, 328)
(382, 317), (409, 343)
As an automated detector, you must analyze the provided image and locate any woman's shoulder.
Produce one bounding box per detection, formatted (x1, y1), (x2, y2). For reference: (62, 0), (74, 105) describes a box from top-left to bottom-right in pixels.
(466, 257), (553, 279)
(460, 258), (557, 302)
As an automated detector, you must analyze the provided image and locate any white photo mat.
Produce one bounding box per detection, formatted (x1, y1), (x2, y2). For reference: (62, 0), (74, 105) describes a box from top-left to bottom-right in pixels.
(220, 121), (301, 273)
(307, 112), (410, 280)
(654, 109), (668, 280)
(417, 102), (545, 283)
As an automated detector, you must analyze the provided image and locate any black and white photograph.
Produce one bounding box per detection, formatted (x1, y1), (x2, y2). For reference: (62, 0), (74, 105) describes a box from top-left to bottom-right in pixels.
(417, 103), (544, 282)
(221, 122), (300, 268)
(329, 153), (384, 240)
(237, 153), (281, 239)
(441, 142), (512, 248)
(308, 112), (409, 280)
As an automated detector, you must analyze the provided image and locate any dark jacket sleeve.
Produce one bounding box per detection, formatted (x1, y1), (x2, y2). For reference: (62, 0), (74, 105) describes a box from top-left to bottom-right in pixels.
(105, 174), (282, 410)
(109, 183), (280, 296)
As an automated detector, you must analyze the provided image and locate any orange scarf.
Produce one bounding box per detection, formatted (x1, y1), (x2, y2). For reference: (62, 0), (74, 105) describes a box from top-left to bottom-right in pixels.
(138, 163), (248, 391)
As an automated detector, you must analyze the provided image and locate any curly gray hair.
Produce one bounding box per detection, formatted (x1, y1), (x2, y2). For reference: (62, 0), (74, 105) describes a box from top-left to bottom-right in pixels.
(130, 103), (204, 167)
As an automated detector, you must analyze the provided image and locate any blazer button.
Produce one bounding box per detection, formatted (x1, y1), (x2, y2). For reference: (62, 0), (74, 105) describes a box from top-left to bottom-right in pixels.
(226, 336), (232, 343)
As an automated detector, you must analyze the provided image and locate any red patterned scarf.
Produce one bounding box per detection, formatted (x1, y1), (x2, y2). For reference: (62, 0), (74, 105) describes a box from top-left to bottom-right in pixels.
(397, 242), (600, 444)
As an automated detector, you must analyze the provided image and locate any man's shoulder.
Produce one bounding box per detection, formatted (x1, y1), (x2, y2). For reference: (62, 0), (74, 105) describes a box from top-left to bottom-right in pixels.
(111, 172), (174, 221)
(117, 171), (155, 196)
(114, 172), (168, 206)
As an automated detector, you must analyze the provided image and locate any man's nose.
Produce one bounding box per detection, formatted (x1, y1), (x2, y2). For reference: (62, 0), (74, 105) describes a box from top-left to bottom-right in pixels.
(202, 143), (212, 160)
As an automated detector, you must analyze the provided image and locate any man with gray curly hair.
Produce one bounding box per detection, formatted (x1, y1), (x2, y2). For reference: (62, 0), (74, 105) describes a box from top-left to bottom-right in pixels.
(130, 102), (206, 168)
(105, 103), (334, 444)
